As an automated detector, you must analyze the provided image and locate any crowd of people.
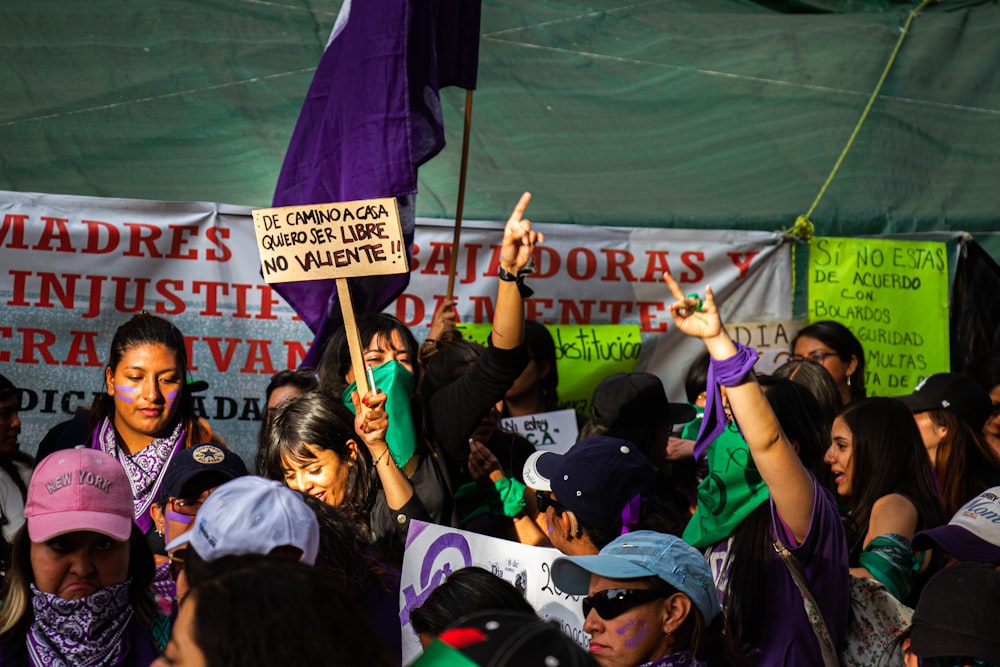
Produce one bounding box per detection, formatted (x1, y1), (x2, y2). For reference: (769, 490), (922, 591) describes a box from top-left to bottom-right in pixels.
(0, 193), (999, 666)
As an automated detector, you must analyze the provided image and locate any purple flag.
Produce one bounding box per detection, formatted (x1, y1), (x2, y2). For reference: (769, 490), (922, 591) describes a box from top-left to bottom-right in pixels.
(272, 0), (481, 367)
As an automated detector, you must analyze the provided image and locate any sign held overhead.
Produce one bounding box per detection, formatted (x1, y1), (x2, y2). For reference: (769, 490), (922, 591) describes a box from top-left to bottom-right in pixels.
(252, 197), (408, 283)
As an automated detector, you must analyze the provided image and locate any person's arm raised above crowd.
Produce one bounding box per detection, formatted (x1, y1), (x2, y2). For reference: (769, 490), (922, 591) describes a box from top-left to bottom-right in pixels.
(491, 192), (543, 349)
(663, 271), (815, 543)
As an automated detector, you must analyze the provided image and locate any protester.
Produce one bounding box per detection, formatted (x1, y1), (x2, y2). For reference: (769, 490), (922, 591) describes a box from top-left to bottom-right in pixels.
(791, 320), (866, 404)
(903, 562), (1000, 666)
(36, 313), (215, 551)
(167, 475), (320, 591)
(771, 357), (843, 438)
(256, 390), (428, 566)
(148, 443), (248, 606)
(410, 566), (538, 649)
(154, 554), (395, 667)
(500, 319), (562, 418)
(911, 485), (1000, 566)
(0, 374), (32, 571)
(523, 435), (661, 554)
(552, 531), (744, 667)
(579, 372), (695, 465)
(417, 334), (541, 541)
(824, 397), (945, 602)
(413, 610), (598, 667)
(970, 353), (1000, 461)
(315, 192), (541, 525)
(897, 372), (1000, 516)
(664, 271), (849, 665)
(260, 367), (318, 434)
(0, 448), (163, 664)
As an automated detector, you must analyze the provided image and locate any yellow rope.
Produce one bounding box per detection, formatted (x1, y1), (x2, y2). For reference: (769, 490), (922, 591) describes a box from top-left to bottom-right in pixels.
(786, 0), (939, 240)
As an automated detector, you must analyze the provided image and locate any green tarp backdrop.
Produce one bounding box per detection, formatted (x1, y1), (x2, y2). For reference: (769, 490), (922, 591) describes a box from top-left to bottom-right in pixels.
(2, 0), (998, 248)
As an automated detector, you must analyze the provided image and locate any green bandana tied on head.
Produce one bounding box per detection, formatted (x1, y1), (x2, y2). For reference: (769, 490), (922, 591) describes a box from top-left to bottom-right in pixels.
(342, 360), (418, 468)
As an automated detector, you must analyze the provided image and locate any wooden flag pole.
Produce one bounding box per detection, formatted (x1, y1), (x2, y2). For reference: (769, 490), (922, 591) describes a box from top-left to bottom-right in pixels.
(445, 89), (475, 301)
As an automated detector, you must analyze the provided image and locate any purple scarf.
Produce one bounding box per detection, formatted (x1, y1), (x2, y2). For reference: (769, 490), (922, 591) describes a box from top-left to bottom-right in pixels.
(638, 650), (708, 667)
(27, 581), (133, 667)
(92, 417), (185, 534)
(693, 342), (759, 462)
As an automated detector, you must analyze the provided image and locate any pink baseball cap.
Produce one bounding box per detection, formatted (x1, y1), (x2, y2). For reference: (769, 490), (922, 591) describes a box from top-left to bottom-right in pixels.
(24, 447), (134, 543)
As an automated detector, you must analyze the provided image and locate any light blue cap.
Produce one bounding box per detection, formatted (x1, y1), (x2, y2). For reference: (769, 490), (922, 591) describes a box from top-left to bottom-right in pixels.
(552, 530), (720, 623)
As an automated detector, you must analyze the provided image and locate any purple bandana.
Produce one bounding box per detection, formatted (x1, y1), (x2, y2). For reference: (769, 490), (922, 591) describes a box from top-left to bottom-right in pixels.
(620, 492), (643, 536)
(693, 342), (759, 462)
(27, 581), (133, 667)
(92, 417), (185, 534)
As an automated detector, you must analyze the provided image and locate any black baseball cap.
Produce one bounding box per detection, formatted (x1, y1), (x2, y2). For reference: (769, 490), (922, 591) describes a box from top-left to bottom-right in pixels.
(896, 373), (992, 430)
(590, 373), (695, 430)
(910, 562), (1000, 663)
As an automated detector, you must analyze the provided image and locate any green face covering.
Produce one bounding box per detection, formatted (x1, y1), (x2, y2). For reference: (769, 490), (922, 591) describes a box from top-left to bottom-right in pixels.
(341, 360), (418, 468)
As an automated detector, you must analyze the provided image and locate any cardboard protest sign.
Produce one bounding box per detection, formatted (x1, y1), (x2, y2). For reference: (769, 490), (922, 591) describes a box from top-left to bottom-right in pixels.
(251, 198), (407, 283)
(499, 409), (579, 453)
(807, 237), (949, 396)
(400, 521), (587, 665)
(457, 323), (641, 415)
(727, 319), (804, 374)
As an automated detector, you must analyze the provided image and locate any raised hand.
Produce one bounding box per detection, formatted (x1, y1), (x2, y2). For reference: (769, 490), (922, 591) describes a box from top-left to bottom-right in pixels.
(662, 270), (722, 341)
(501, 192), (544, 275)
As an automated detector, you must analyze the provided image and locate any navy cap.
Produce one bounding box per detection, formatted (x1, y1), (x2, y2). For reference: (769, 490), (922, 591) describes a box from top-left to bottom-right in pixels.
(523, 436), (655, 532)
(158, 443), (248, 501)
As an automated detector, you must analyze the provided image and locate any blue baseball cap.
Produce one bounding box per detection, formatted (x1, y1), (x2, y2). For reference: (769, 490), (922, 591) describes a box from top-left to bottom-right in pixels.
(551, 530), (721, 623)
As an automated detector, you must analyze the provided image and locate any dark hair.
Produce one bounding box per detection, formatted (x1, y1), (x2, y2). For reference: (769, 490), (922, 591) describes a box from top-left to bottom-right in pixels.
(792, 320), (866, 401)
(0, 523), (156, 645)
(187, 554), (394, 667)
(925, 408), (1000, 517)
(317, 313), (420, 399)
(265, 368), (319, 404)
(91, 313), (208, 443)
(522, 320), (559, 411)
(757, 376), (827, 475)
(417, 336), (483, 403)
(771, 358), (843, 439)
(0, 374), (17, 404)
(634, 576), (747, 667)
(299, 493), (396, 596)
(968, 353), (1000, 394)
(255, 391), (376, 532)
(684, 351), (711, 405)
(410, 567), (537, 638)
(837, 398), (944, 551)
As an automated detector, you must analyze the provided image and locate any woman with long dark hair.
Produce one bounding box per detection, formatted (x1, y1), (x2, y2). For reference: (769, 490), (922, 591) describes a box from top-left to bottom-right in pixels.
(791, 320), (866, 405)
(37, 313), (214, 546)
(824, 398), (945, 602)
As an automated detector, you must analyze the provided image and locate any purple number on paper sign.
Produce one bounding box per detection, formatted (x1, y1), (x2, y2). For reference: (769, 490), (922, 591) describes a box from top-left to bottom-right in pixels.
(399, 533), (472, 625)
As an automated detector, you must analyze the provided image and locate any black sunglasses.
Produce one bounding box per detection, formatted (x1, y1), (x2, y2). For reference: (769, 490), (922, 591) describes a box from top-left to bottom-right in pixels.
(536, 490), (569, 514)
(582, 588), (667, 620)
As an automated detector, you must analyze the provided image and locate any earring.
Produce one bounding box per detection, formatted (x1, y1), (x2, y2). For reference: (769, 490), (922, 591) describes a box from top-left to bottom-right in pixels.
(847, 376), (852, 387)
(156, 529), (164, 538)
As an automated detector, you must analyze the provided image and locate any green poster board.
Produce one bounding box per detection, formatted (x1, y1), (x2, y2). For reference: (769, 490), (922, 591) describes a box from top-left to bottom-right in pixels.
(807, 237), (949, 396)
(456, 323), (642, 414)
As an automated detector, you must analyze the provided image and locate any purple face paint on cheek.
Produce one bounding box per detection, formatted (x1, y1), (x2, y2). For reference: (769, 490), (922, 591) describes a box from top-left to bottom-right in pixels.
(114, 384), (138, 405)
(165, 390), (179, 410)
(618, 618), (651, 649)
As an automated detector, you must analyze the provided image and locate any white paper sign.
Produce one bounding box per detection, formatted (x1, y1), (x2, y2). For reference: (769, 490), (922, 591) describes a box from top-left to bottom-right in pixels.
(498, 409), (579, 454)
(399, 521), (587, 665)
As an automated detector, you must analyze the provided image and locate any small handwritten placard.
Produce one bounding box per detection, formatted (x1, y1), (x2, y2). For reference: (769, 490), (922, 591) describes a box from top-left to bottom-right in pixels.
(251, 198), (408, 283)
(499, 409), (579, 453)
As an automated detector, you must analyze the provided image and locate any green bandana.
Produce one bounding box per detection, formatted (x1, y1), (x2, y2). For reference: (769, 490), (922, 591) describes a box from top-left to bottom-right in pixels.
(342, 360), (418, 468)
(683, 422), (771, 550)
